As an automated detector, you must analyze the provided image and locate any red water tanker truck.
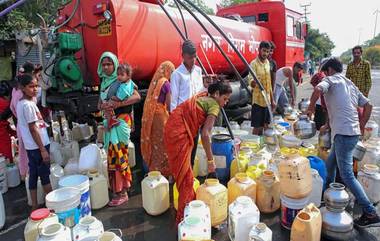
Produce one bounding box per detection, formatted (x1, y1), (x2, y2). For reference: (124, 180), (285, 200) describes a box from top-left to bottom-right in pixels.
(46, 0), (306, 123)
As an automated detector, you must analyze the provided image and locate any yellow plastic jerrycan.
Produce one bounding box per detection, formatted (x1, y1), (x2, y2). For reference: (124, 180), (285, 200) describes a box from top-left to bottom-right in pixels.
(196, 179), (228, 227)
(246, 165), (263, 180)
(290, 203), (322, 241)
(230, 155), (249, 178)
(228, 173), (256, 204)
(173, 178), (200, 210)
(256, 170), (281, 214)
(278, 154), (312, 199)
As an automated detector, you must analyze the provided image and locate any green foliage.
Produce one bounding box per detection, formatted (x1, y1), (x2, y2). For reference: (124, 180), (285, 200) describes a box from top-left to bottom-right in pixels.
(305, 28), (335, 60)
(219, 0), (258, 8)
(340, 33), (380, 65)
(0, 0), (65, 40)
(364, 47), (380, 66)
(167, 0), (215, 15)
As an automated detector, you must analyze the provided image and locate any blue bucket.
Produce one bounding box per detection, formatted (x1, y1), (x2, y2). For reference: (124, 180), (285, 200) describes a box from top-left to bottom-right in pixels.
(211, 134), (234, 182)
(45, 187), (81, 227)
(59, 175), (91, 218)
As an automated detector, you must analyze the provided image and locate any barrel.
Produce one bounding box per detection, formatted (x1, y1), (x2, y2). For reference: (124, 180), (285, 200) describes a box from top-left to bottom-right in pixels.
(211, 134), (234, 182)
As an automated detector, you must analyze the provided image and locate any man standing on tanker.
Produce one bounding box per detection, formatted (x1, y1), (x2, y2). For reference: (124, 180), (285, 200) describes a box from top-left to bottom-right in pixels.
(170, 40), (204, 165)
(249, 41), (276, 135)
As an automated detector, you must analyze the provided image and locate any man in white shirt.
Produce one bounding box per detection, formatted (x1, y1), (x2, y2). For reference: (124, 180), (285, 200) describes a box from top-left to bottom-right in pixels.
(170, 40), (205, 166)
(170, 40), (204, 111)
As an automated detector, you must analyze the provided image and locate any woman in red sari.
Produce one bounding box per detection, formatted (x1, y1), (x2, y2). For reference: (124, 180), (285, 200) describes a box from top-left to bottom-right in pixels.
(164, 81), (232, 224)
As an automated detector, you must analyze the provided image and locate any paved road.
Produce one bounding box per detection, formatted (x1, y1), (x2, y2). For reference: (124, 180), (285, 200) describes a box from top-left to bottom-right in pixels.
(1, 69), (380, 241)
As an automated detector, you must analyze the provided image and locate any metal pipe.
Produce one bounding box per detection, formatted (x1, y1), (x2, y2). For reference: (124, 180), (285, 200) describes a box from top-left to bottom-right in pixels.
(0, 0), (27, 18)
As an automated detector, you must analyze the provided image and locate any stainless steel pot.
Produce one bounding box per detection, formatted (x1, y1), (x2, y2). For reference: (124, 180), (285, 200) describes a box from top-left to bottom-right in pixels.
(353, 141), (366, 162)
(293, 115), (316, 139)
(263, 126), (280, 145)
(324, 183), (350, 211)
(298, 98), (310, 113)
(318, 131), (331, 149)
(320, 207), (353, 241)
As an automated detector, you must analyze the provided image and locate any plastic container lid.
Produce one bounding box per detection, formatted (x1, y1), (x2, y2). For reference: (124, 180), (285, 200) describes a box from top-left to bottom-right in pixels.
(31, 208), (51, 221)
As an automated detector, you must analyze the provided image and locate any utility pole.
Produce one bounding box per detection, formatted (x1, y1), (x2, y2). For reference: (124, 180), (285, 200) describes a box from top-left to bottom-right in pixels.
(374, 9), (380, 38)
(358, 27), (363, 45)
(300, 3), (311, 23)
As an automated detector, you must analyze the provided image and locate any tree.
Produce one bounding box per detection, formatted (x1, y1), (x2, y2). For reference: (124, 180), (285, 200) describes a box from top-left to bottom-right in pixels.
(219, 0), (258, 8)
(364, 46), (380, 66)
(305, 28), (335, 60)
(0, 0), (70, 40)
(166, 0), (214, 15)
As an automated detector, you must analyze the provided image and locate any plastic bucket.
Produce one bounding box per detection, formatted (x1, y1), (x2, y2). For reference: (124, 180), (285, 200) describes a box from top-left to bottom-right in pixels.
(281, 194), (309, 229)
(211, 134), (234, 182)
(59, 175), (91, 218)
(45, 187), (81, 227)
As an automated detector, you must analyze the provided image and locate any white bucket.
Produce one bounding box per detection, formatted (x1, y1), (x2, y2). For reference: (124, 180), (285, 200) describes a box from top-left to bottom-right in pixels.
(281, 194), (309, 230)
(59, 175), (91, 218)
(45, 187), (81, 228)
(6, 163), (21, 188)
(99, 230), (122, 241)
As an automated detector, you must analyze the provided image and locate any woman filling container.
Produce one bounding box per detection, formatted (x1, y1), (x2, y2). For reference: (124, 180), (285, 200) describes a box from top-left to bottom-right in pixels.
(164, 81), (232, 224)
(141, 61), (175, 177)
(97, 52), (141, 206)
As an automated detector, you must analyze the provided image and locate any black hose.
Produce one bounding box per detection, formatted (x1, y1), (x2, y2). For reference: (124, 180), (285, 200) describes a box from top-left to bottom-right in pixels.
(173, 0), (250, 94)
(173, 0), (188, 38)
(156, 1), (207, 75)
(159, 0), (235, 139)
(54, 0), (80, 31)
(180, 0), (265, 93)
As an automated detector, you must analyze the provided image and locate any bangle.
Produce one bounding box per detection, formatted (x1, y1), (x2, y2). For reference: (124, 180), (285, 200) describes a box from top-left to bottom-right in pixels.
(207, 159), (214, 164)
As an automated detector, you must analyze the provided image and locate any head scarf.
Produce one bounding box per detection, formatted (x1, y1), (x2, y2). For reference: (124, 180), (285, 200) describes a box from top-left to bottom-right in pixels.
(151, 61), (175, 85)
(97, 52), (119, 91)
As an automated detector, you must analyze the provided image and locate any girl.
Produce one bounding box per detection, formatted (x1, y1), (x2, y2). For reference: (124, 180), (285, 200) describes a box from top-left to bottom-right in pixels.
(141, 61), (175, 177)
(97, 52), (140, 206)
(16, 74), (51, 211)
(164, 81), (232, 224)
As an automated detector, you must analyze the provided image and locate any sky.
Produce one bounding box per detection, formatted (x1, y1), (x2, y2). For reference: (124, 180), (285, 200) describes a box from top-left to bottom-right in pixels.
(206, 0), (380, 56)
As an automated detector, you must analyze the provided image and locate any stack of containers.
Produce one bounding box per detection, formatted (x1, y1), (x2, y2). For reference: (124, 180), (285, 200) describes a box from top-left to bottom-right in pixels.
(278, 153), (313, 229)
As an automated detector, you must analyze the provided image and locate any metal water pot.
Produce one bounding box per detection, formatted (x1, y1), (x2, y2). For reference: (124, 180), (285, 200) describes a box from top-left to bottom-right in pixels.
(321, 183), (353, 240)
(298, 98), (310, 113)
(353, 141), (366, 162)
(318, 131), (331, 149)
(293, 115), (316, 139)
(263, 125), (280, 145)
(320, 207), (353, 240)
(283, 105), (293, 116)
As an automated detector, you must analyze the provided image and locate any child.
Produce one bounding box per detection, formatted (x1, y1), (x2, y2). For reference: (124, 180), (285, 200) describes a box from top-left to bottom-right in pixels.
(0, 81), (15, 162)
(102, 63), (135, 130)
(16, 74), (51, 211)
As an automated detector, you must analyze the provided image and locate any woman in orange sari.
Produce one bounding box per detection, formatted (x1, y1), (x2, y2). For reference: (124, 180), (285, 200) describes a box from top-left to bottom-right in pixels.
(164, 81), (232, 224)
(141, 61), (175, 176)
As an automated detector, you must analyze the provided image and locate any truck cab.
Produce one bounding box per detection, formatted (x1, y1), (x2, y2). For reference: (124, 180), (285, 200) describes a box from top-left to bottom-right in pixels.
(217, 0), (306, 68)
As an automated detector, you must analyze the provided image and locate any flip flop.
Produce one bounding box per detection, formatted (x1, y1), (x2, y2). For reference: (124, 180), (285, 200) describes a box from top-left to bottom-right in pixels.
(108, 196), (128, 207)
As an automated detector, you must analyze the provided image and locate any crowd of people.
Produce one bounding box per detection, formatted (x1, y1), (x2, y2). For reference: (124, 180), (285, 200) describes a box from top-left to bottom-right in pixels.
(0, 38), (379, 229)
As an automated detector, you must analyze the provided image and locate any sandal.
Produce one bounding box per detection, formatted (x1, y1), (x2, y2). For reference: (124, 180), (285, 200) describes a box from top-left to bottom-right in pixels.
(108, 195), (128, 207)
